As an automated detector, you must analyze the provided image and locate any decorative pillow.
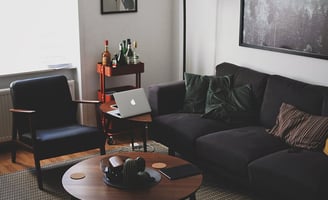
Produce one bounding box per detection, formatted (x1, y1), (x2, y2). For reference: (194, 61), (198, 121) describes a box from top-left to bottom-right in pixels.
(267, 103), (306, 138)
(202, 78), (255, 125)
(204, 75), (232, 113)
(268, 102), (328, 150)
(181, 73), (233, 113)
(181, 73), (210, 113)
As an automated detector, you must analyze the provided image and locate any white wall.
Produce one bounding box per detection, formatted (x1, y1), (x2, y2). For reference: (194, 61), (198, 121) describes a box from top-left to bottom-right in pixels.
(78, 0), (180, 125)
(215, 0), (328, 86)
(185, 0), (218, 75)
(186, 0), (328, 86)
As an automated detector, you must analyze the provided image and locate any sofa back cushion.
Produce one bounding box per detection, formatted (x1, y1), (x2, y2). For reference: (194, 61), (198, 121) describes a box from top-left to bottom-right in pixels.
(216, 62), (268, 122)
(260, 75), (324, 128)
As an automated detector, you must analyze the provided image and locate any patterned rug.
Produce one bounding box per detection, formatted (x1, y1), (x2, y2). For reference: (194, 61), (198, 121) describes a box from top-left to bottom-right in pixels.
(0, 141), (256, 200)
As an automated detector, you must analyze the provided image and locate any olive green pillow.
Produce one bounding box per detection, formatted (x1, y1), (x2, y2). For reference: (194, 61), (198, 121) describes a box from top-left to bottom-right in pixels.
(202, 80), (254, 125)
(181, 73), (209, 113)
(181, 73), (233, 113)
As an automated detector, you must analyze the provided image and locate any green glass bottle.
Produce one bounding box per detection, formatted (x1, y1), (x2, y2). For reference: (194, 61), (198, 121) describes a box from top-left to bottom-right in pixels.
(125, 40), (134, 64)
(117, 43), (127, 66)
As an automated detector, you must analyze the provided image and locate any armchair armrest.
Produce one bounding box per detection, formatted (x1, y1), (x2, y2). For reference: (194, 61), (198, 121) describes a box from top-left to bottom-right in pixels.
(9, 108), (37, 140)
(73, 99), (102, 128)
(148, 80), (185, 116)
(9, 108), (36, 114)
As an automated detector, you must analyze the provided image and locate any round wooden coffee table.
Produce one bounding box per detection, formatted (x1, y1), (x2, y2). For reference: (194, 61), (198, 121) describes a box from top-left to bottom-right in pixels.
(62, 152), (203, 200)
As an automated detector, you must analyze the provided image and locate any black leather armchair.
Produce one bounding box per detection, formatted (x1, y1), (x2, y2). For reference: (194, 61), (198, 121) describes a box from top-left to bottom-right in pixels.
(10, 75), (106, 189)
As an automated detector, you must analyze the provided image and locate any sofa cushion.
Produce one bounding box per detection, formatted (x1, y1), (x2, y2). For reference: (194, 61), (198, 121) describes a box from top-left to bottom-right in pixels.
(202, 83), (255, 126)
(320, 92), (328, 116)
(148, 80), (186, 116)
(260, 75), (324, 128)
(196, 126), (288, 178)
(150, 113), (232, 157)
(216, 63), (268, 116)
(182, 73), (210, 113)
(204, 75), (232, 113)
(248, 149), (328, 200)
(268, 102), (328, 150)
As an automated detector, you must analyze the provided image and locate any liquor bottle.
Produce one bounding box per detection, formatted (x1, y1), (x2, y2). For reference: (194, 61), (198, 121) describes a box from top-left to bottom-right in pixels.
(102, 40), (111, 66)
(117, 42), (127, 66)
(132, 40), (139, 64)
(122, 39), (127, 54)
(111, 55), (117, 68)
(125, 40), (134, 64)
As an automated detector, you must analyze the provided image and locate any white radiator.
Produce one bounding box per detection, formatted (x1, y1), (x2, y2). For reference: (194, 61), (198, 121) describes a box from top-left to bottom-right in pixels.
(0, 80), (75, 142)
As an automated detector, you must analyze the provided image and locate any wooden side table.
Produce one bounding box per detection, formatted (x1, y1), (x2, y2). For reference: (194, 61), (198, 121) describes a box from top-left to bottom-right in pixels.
(100, 101), (152, 152)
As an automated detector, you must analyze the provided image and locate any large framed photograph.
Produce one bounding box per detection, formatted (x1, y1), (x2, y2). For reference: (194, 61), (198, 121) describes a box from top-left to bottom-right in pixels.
(239, 0), (328, 60)
(101, 0), (137, 14)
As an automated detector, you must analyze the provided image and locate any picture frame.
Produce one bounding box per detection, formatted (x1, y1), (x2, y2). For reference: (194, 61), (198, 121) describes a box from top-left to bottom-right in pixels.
(101, 0), (137, 14)
(239, 0), (328, 60)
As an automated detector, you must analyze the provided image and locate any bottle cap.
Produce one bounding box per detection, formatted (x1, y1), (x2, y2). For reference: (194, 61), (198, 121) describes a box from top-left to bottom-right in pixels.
(105, 40), (108, 45)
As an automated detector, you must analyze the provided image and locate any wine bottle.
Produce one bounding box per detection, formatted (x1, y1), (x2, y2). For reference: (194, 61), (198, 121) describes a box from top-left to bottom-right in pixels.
(117, 42), (127, 66)
(132, 40), (139, 64)
(125, 40), (134, 64)
(102, 40), (111, 66)
(122, 39), (127, 54)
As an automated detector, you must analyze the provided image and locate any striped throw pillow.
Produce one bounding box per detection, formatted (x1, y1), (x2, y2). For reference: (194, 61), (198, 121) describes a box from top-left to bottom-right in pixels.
(268, 103), (307, 138)
(268, 103), (328, 150)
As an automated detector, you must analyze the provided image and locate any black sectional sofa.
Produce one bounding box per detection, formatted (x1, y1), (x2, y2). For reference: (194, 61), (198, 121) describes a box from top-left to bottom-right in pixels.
(148, 62), (328, 200)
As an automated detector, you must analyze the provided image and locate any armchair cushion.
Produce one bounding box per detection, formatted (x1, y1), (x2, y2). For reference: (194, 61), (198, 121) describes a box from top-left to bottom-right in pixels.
(21, 125), (105, 159)
(10, 75), (77, 129)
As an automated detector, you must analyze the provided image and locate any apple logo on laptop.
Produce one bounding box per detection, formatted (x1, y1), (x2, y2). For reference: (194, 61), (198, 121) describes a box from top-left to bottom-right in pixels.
(130, 99), (136, 106)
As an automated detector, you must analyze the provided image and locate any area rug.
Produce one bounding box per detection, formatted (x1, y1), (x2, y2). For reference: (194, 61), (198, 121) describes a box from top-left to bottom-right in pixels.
(0, 141), (256, 200)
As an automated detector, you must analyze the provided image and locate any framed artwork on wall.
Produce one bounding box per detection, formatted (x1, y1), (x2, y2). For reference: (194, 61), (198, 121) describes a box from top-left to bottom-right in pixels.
(239, 0), (328, 60)
(101, 0), (137, 14)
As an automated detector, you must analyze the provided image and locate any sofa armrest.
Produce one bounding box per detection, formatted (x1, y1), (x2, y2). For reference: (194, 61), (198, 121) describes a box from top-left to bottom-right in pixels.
(148, 80), (185, 116)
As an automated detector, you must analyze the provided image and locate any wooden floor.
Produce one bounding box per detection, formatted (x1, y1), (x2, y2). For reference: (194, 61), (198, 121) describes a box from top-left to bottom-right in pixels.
(0, 134), (135, 175)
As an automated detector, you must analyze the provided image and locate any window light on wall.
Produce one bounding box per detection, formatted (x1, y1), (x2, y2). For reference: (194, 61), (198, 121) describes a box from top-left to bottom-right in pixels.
(0, 0), (80, 75)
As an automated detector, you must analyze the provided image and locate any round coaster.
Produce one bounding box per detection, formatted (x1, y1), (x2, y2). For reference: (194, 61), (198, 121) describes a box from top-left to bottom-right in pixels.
(70, 172), (86, 180)
(152, 162), (167, 169)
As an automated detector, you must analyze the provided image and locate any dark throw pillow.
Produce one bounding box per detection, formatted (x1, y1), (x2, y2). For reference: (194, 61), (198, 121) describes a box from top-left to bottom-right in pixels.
(181, 73), (210, 113)
(202, 77), (255, 126)
(268, 102), (328, 150)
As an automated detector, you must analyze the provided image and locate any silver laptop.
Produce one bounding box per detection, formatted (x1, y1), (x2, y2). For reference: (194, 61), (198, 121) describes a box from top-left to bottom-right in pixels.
(107, 88), (151, 118)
